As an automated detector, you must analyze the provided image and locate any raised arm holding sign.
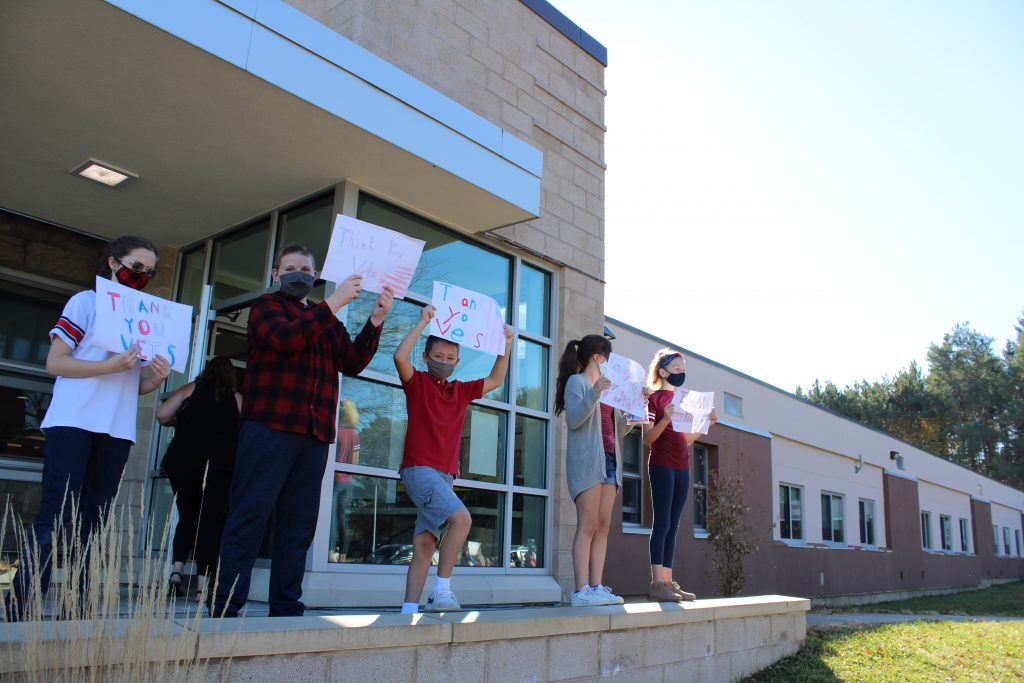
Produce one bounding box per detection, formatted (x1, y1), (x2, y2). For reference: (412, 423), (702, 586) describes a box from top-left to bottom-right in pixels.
(321, 215), (425, 299)
(92, 276), (193, 374)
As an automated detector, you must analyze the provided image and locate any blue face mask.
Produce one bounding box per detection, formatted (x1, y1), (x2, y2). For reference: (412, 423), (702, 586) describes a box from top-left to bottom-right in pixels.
(665, 371), (686, 387)
(278, 271), (315, 298)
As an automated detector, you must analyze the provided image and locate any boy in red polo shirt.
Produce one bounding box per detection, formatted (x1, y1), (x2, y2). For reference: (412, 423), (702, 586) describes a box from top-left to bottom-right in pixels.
(394, 304), (512, 613)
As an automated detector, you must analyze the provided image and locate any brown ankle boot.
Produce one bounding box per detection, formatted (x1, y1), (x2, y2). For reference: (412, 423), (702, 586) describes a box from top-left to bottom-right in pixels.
(648, 581), (682, 602)
(670, 581), (696, 601)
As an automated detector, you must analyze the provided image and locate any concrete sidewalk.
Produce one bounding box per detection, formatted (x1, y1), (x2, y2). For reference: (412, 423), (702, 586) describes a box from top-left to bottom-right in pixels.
(808, 612), (1024, 626)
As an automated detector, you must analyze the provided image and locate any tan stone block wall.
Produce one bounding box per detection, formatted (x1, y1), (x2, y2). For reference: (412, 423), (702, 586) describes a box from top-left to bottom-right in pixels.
(283, 0), (607, 596)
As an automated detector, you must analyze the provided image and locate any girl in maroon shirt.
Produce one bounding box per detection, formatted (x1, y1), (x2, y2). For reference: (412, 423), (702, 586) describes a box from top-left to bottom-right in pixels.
(643, 348), (716, 602)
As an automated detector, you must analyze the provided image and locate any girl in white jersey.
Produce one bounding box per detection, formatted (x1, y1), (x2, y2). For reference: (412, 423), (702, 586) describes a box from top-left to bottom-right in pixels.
(7, 236), (171, 621)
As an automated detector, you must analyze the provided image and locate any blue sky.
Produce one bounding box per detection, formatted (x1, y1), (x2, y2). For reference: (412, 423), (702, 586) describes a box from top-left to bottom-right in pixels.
(553, 0), (1024, 391)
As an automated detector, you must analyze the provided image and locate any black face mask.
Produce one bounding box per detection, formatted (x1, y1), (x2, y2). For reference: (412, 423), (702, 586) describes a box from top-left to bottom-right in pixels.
(278, 272), (315, 299)
(665, 371), (686, 388)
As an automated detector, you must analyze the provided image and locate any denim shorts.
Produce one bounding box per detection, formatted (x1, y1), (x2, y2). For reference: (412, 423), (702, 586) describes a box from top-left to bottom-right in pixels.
(400, 466), (465, 540)
(603, 451), (618, 485)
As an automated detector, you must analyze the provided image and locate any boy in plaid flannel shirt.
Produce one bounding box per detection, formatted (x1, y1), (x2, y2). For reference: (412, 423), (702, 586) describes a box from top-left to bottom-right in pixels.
(211, 243), (393, 617)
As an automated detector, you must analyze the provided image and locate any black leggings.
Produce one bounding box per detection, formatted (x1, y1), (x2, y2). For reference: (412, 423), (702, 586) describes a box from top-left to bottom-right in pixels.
(167, 468), (232, 576)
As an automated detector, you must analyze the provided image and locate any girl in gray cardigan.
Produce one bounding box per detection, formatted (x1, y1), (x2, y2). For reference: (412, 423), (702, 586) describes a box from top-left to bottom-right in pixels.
(555, 334), (625, 607)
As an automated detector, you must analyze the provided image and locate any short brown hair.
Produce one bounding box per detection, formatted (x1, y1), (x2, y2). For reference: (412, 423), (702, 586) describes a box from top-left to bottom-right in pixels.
(275, 242), (315, 269)
(425, 335), (459, 356)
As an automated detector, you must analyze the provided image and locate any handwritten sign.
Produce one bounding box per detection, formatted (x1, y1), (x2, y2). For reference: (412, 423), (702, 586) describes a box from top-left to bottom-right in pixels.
(92, 276), (193, 373)
(671, 389), (715, 434)
(430, 281), (506, 356)
(599, 353), (647, 417)
(322, 215), (425, 299)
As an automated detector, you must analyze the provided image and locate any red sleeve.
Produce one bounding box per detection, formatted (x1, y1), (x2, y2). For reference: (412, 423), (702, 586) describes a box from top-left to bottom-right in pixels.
(332, 317), (382, 376)
(459, 378), (486, 407)
(248, 295), (336, 354)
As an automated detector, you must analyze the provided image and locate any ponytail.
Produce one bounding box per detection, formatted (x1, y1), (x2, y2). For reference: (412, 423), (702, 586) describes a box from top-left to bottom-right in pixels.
(554, 334), (612, 414)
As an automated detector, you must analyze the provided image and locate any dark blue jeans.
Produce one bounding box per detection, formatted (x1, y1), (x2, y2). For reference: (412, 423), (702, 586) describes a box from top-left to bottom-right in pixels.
(211, 421), (328, 618)
(649, 466), (690, 568)
(8, 427), (131, 621)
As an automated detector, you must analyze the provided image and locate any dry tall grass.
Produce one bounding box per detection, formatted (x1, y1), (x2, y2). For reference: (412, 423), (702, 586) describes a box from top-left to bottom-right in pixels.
(0, 483), (235, 682)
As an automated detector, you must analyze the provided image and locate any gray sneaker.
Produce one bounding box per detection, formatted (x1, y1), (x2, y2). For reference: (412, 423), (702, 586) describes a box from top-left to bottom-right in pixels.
(593, 584), (624, 605)
(424, 590), (461, 612)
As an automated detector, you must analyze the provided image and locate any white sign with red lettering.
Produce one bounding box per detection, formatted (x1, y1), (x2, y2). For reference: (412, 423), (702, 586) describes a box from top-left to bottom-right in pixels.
(92, 276), (193, 373)
(322, 215), (425, 299)
(430, 281), (506, 356)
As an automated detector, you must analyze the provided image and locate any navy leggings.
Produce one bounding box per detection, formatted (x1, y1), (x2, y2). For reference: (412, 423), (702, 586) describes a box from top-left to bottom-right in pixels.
(649, 466), (690, 568)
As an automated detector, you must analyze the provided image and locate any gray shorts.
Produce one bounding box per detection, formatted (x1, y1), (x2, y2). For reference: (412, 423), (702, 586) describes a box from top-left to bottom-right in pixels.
(400, 466), (464, 540)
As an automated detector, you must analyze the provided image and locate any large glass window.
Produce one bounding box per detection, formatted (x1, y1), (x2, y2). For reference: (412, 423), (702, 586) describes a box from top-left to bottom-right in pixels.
(278, 194), (333, 302)
(209, 219), (271, 305)
(357, 194), (510, 311)
(692, 445), (708, 532)
(518, 264), (550, 338)
(1004, 527), (1012, 556)
(510, 494), (544, 568)
(620, 431), (643, 526)
(821, 493), (845, 544)
(922, 512), (933, 549)
(326, 473), (503, 567)
(859, 499), (875, 546)
(0, 281), (66, 367)
(316, 193), (556, 571)
(779, 484), (802, 540)
(516, 340), (549, 411)
(514, 415), (546, 489)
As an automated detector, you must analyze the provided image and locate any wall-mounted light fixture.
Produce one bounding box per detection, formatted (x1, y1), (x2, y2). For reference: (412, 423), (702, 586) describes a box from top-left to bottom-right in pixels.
(70, 159), (137, 188)
(854, 454), (864, 474)
(889, 450), (905, 470)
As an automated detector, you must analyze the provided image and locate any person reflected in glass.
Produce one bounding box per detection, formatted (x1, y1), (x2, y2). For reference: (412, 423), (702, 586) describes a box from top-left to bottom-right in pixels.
(555, 334), (624, 607)
(394, 304), (512, 614)
(643, 348), (717, 602)
(330, 399), (360, 563)
(157, 356), (241, 603)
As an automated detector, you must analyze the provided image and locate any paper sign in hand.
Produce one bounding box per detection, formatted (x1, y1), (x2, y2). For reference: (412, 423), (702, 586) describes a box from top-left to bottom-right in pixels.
(599, 353), (647, 417)
(92, 276), (194, 373)
(321, 215), (425, 299)
(671, 389), (715, 435)
(430, 281), (506, 356)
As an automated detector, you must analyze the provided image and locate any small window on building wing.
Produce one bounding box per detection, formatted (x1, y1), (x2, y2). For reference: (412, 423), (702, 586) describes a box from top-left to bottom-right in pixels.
(724, 392), (742, 417)
(959, 518), (970, 553)
(779, 484), (803, 540)
(940, 515), (953, 551)
(822, 493), (845, 544)
(858, 499), (875, 546)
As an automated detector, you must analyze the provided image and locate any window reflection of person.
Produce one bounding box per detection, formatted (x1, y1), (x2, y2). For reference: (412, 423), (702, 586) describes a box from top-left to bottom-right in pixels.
(331, 399), (359, 563)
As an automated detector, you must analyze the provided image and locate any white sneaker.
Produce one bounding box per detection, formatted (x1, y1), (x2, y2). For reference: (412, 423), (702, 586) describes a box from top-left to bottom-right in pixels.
(593, 584), (624, 605)
(424, 590), (461, 612)
(571, 585), (606, 607)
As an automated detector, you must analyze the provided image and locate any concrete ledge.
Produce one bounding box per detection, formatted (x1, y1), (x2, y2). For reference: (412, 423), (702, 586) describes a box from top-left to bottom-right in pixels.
(2, 595), (809, 681)
(193, 613), (451, 660)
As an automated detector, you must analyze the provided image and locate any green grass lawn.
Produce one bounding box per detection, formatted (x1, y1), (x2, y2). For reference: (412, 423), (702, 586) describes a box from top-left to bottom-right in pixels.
(814, 580), (1024, 617)
(744, 621), (1024, 682)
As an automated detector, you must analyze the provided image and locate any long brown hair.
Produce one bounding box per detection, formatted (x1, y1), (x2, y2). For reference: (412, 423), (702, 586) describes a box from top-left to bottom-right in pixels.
(554, 334), (611, 414)
(196, 356), (237, 400)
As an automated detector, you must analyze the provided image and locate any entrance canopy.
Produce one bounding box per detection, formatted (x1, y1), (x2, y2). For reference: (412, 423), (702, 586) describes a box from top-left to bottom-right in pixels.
(0, 0), (543, 246)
